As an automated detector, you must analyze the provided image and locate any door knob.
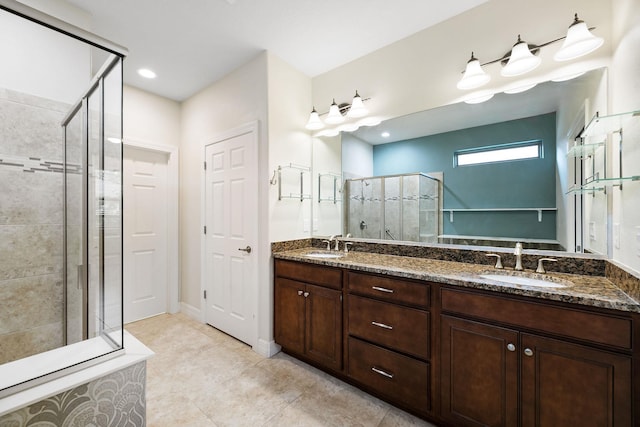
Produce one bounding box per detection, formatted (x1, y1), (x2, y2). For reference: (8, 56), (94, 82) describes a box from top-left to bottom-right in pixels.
(238, 246), (252, 254)
(297, 290), (303, 296)
(507, 343), (516, 352)
(524, 348), (534, 357)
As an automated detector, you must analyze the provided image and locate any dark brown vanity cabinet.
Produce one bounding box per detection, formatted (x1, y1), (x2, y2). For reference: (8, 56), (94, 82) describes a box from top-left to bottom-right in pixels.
(346, 272), (432, 414)
(440, 288), (633, 427)
(274, 260), (343, 372)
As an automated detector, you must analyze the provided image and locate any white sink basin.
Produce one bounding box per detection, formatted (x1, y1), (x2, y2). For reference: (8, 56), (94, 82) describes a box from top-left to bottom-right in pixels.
(479, 273), (571, 288)
(304, 251), (344, 259)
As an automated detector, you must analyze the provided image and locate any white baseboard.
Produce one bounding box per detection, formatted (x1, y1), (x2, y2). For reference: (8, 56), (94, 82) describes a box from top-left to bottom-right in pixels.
(255, 339), (281, 357)
(180, 302), (202, 322)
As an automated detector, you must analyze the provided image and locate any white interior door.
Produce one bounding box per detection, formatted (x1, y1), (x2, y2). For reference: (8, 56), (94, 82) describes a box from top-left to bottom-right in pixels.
(123, 146), (169, 323)
(204, 130), (257, 346)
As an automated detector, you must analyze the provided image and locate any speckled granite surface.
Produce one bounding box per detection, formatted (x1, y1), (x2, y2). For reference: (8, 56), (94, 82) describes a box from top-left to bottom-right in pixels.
(273, 248), (640, 313)
(606, 261), (640, 304)
(305, 238), (608, 276)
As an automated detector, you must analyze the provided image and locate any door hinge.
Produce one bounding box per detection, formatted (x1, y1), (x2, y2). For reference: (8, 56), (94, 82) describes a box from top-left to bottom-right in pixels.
(204, 290), (207, 299)
(204, 161), (207, 170)
(204, 225), (207, 234)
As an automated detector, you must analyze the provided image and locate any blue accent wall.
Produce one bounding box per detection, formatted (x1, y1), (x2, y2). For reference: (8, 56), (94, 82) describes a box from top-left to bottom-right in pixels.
(373, 113), (557, 240)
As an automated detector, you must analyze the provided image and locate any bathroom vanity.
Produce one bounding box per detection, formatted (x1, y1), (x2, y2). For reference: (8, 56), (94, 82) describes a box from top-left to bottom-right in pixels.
(273, 247), (639, 426)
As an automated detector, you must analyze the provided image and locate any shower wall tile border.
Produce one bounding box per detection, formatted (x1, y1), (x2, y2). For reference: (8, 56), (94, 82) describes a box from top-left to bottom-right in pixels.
(0, 154), (81, 174)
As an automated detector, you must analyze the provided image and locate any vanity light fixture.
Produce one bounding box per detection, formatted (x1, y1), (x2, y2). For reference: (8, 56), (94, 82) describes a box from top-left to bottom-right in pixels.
(456, 13), (602, 89)
(554, 14), (604, 62)
(457, 52), (491, 90)
(500, 35), (541, 77)
(503, 82), (537, 94)
(306, 91), (372, 133)
(463, 93), (494, 104)
(305, 107), (324, 130)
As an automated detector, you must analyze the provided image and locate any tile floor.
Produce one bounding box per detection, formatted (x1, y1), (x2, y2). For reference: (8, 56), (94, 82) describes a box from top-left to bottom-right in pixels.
(126, 313), (437, 427)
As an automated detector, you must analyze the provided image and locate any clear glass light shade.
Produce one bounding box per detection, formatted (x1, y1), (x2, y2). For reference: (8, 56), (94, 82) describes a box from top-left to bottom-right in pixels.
(325, 100), (345, 124)
(457, 58), (491, 90)
(305, 108), (324, 130)
(554, 20), (603, 61)
(501, 41), (541, 77)
(347, 92), (368, 118)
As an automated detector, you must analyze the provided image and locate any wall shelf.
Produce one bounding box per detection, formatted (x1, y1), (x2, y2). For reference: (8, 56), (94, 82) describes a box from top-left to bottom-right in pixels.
(278, 163), (311, 202)
(318, 172), (342, 204)
(569, 110), (640, 194)
(441, 208), (557, 223)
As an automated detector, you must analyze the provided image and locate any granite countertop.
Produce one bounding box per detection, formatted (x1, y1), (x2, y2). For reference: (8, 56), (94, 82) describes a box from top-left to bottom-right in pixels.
(274, 248), (640, 313)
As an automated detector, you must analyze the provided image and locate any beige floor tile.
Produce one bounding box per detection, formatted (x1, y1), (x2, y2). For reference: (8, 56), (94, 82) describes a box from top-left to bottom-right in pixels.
(128, 313), (434, 427)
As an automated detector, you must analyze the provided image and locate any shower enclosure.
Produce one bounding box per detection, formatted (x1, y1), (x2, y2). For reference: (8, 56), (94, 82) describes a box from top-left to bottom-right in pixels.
(0, 2), (126, 396)
(344, 173), (441, 242)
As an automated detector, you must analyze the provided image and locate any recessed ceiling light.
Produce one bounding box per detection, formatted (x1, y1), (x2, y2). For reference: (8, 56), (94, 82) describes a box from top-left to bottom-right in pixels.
(138, 68), (156, 79)
(381, 132), (390, 138)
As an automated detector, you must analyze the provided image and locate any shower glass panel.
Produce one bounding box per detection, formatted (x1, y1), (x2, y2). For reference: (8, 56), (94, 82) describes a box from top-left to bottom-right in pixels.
(0, 2), (125, 397)
(345, 173), (441, 243)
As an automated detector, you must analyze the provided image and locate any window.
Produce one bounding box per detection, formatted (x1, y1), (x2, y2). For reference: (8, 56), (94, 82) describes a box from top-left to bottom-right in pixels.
(454, 140), (542, 167)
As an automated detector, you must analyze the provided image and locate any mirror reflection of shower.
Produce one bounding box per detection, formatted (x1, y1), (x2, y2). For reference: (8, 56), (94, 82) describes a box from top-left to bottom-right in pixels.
(345, 173), (442, 242)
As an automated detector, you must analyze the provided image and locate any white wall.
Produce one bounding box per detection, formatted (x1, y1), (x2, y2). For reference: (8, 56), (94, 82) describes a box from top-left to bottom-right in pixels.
(179, 52), (269, 316)
(313, 135), (342, 236)
(0, 3), (90, 104)
(123, 85), (181, 148)
(341, 133), (373, 179)
(312, 0), (611, 128)
(267, 54), (313, 242)
(611, 0), (640, 272)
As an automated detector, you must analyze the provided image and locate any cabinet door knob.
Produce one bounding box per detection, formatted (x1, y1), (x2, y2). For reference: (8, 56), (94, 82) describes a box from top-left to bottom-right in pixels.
(371, 321), (393, 330)
(507, 343), (516, 352)
(371, 367), (394, 379)
(524, 348), (534, 357)
(303, 292), (309, 298)
(297, 290), (303, 296)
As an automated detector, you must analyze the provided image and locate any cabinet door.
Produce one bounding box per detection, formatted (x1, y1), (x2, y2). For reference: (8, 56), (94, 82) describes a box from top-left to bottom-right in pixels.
(440, 316), (518, 427)
(305, 284), (342, 371)
(521, 334), (632, 427)
(274, 278), (305, 355)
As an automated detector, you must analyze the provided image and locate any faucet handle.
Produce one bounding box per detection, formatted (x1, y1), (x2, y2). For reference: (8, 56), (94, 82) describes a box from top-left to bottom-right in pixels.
(536, 258), (557, 274)
(344, 241), (353, 254)
(486, 254), (503, 269)
(322, 240), (331, 250)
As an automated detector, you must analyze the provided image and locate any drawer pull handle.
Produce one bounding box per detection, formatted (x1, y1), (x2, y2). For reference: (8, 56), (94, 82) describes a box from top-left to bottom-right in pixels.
(372, 286), (394, 293)
(371, 321), (393, 330)
(371, 367), (394, 379)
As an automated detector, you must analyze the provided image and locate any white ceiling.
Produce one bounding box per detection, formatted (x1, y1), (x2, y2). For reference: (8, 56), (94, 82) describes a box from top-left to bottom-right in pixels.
(63, 0), (486, 101)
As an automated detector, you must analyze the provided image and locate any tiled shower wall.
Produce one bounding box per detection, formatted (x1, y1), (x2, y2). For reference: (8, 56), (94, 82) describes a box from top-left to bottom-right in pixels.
(0, 88), (69, 364)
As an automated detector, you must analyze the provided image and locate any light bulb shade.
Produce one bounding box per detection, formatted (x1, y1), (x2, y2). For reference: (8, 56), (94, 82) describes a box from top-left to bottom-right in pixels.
(347, 91), (368, 118)
(501, 39), (541, 77)
(457, 55), (491, 90)
(305, 108), (324, 130)
(464, 93), (494, 104)
(503, 83), (537, 94)
(554, 18), (603, 61)
(325, 100), (345, 124)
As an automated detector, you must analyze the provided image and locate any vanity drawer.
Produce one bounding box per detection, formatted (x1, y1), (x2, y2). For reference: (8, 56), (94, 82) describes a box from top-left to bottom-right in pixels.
(349, 295), (429, 359)
(441, 288), (632, 349)
(348, 337), (430, 412)
(275, 260), (342, 290)
(347, 271), (430, 308)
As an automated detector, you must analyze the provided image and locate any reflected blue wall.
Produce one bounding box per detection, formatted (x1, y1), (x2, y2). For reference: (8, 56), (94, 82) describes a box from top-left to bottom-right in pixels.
(373, 113), (557, 240)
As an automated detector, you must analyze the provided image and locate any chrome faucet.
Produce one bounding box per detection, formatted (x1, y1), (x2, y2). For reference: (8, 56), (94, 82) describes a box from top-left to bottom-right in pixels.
(322, 235), (336, 251)
(514, 242), (523, 271)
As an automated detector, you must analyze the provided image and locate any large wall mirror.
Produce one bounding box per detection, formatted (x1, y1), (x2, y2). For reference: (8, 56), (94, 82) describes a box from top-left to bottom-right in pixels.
(312, 67), (608, 255)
